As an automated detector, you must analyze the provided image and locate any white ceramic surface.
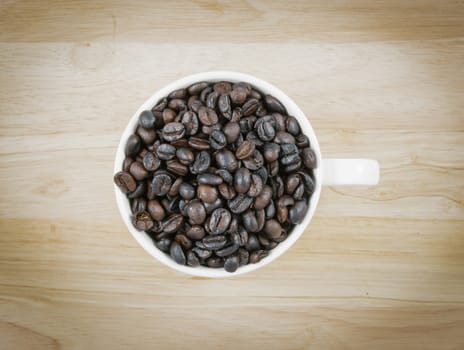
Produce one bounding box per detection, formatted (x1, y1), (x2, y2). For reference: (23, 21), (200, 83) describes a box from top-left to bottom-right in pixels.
(114, 71), (379, 277)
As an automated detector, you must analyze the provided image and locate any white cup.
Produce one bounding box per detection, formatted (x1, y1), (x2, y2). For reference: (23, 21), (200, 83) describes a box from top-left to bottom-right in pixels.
(114, 71), (379, 278)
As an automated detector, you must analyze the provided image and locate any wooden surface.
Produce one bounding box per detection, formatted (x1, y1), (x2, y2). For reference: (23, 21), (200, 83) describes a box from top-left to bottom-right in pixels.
(1, 1), (464, 349)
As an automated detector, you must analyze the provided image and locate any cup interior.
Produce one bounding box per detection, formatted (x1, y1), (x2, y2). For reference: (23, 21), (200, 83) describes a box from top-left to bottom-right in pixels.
(114, 71), (322, 277)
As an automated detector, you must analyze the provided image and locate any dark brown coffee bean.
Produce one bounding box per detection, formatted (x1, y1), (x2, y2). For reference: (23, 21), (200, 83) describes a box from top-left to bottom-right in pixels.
(155, 238), (171, 253)
(218, 94), (232, 119)
(263, 143), (280, 163)
(284, 116), (299, 135)
(268, 160), (279, 177)
(132, 211), (154, 231)
(264, 219), (284, 239)
(230, 87), (247, 105)
(297, 171), (315, 194)
(242, 98), (259, 116)
(151, 172), (172, 196)
(295, 134), (310, 148)
(265, 200), (276, 219)
(203, 197), (223, 214)
(186, 225), (206, 241)
(231, 226), (248, 246)
(231, 107), (242, 122)
(189, 96), (203, 113)
(156, 143), (176, 160)
(202, 235), (227, 250)
(221, 122), (240, 145)
(246, 130), (265, 147)
(136, 126), (156, 145)
(255, 166), (268, 184)
(171, 138), (189, 148)
(114, 171), (137, 193)
(274, 131), (295, 144)
(254, 185), (272, 210)
(224, 255), (239, 272)
(271, 176), (285, 199)
(162, 214), (184, 234)
(162, 108), (177, 124)
(288, 200), (308, 224)
(192, 247), (212, 259)
(248, 174), (263, 197)
(122, 157), (134, 173)
(215, 169), (233, 184)
(286, 174), (301, 195)
(168, 88), (187, 100)
(152, 97), (167, 112)
(280, 143), (300, 166)
(128, 179), (147, 199)
(198, 86), (211, 102)
(188, 82), (209, 95)
(175, 234), (193, 250)
(125, 134), (141, 157)
(293, 183), (305, 200)
(186, 251), (200, 267)
(256, 120), (275, 142)
(216, 244), (239, 258)
(129, 161), (149, 181)
(249, 89), (262, 100)
(302, 147), (317, 169)
(181, 111), (199, 136)
(228, 193), (253, 214)
(139, 110), (156, 129)
(179, 183), (195, 200)
(201, 123), (221, 135)
(214, 149), (238, 173)
(168, 177), (183, 197)
(198, 106), (218, 126)
(188, 136), (210, 150)
(246, 234), (261, 251)
(240, 116), (257, 134)
(170, 241), (186, 265)
(162, 122), (185, 142)
(186, 200), (206, 225)
(197, 184), (218, 203)
(218, 183), (236, 200)
(264, 95), (286, 114)
(142, 152), (160, 171)
(147, 199), (165, 221)
(131, 197), (147, 213)
(176, 147), (194, 165)
(168, 98), (186, 111)
(206, 91), (219, 109)
(249, 250), (268, 264)
(207, 257), (224, 268)
(242, 150), (264, 171)
(209, 208), (231, 235)
(190, 151), (211, 174)
(233, 167), (251, 193)
(235, 140), (255, 160)
(213, 81), (232, 94)
(209, 130), (227, 150)
(166, 160), (188, 176)
(238, 248), (249, 266)
(197, 173), (223, 185)
(242, 210), (259, 232)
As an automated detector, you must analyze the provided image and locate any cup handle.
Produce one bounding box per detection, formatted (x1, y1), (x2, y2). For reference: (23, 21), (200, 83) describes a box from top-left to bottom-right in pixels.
(321, 159), (380, 186)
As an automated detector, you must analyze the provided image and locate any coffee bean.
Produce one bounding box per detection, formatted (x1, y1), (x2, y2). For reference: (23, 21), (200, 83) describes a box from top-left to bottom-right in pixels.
(114, 171), (137, 193)
(125, 134), (141, 157)
(215, 169), (233, 184)
(224, 255), (239, 272)
(265, 200), (276, 219)
(215, 149), (238, 173)
(147, 199), (165, 221)
(192, 247), (212, 259)
(231, 226), (248, 246)
(250, 89), (262, 100)
(132, 211), (154, 231)
(197, 184), (218, 203)
(179, 183), (195, 200)
(152, 97), (167, 112)
(209, 130), (227, 150)
(288, 200), (308, 224)
(151, 172), (172, 196)
(204, 197), (223, 215)
(218, 183), (236, 200)
(285, 174), (301, 195)
(246, 234), (261, 251)
(190, 151), (211, 174)
(256, 120), (275, 142)
(273, 113), (286, 131)
(206, 91), (219, 109)
(265, 95), (286, 114)
(249, 250), (268, 264)
(230, 87), (247, 105)
(186, 251), (200, 267)
(186, 225), (206, 241)
(254, 185), (272, 210)
(208, 208), (231, 235)
(188, 82), (209, 95)
(129, 161), (149, 181)
(181, 111), (199, 136)
(295, 134), (310, 148)
(264, 219), (284, 239)
(139, 110), (156, 129)
(293, 183), (305, 200)
(228, 193), (253, 214)
(271, 176), (284, 199)
(242, 98), (259, 116)
(202, 235), (227, 250)
(238, 248), (249, 266)
(162, 108), (176, 124)
(162, 122), (185, 142)
(274, 131), (295, 144)
(214, 81), (232, 94)
(136, 126), (156, 145)
(162, 214), (184, 234)
(235, 140), (255, 160)
(186, 200), (206, 225)
(234, 168), (251, 193)
(223, 122), (241, 144)
(255, 166), (268, 184)
(297, 171), (315, 194)
(189, 96), (203, 113)
(167, 160), (188, 176)
(248, 174), (263, 197)
(123, 157), (134, 173)
(170, 241), (186, 265)
(176, 147), (195, 165)
(242, 150), (264, 171)
(263, 143), (280, 162)
(268, 160), (279, 177)
(155, 238), (171, 253)
(131, 197), (147, 213)
(242, 210), (259, 232)
(175, 234), (193, 250)
(169, 178), (184, 198)
(218, 94), (232, 119)
(142, 152), (160, 171)
(216, 244), (239, 258)
(301, 147), (317, 169)
(207, 257), (224, 268)
(198, 106), (218, 126)
(240, 116), (257, 134)
(197, 173), (223, 185)
(231, 107), (242, 122)
(188, 136), (210, 151)
(156, 144), (176, 160)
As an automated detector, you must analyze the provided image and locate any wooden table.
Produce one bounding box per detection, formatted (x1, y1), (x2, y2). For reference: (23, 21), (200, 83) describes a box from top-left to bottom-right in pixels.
(1, 1), (463, 349)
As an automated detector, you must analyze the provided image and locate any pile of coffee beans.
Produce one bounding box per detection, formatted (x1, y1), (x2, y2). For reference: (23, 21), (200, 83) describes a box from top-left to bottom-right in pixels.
(114, 81), (317, 272)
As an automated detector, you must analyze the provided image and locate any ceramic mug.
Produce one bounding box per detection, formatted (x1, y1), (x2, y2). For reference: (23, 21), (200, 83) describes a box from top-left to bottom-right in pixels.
(114, 71), (379, 277)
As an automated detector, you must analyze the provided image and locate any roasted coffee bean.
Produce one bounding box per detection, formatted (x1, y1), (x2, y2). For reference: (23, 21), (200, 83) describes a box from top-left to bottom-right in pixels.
(206, 91), (219, 109)
(264, 219), (284, 239)
(242, 98), (260, 116)
(131, 197), (147, 213)
(265, 95), (286, 114)
(207, 257), (224, 268)
(285, 116), (300, 135)
(215, 149), (238, 172)
(238, 248), (249, 266)
(274, 131), (295, 144)
(218, 94), (232, 119)
(271, 176), (284, 199)
(136, 126), (156, 145)
(214, 81), (232, 94)
(197, 184), (218, 203)
(218, 183), (236, 200)
(189, 96), (203, 113)
(198, 106), (218, 126)
(246, 234), (261, 251)
(129, 161), (149, 181)
(162, 122), (185, 142)
(132, 211), (154, 231)
(256, 208), (266, 231)
(186, 200), (206, 225)
(255, 166), (268, 184)
(152, 97), (167, 112)
(192, 247), (212, 259)
(249, 89), (262, 100)
(235, 140), (255, 160)
(209, 130), (227, 150)
(155, 238), (171, 253)
(128, 181), (147, 199)
(249, 250), (268, 264)
(176, 147), (194, 165)
(293, 183), (305, 200)
(242, 150), (264, 171)
(223, 122), (241, 144)
(248, 174), (263, 197)
(197, 173), (223, 185)
(256, 120), (275, 142)
(246, 131), (264, 147)
(231, 226), (248, 246)
(268, 160), (279, 177)
(147, 199), (165, 221)
(254, 185), (272, 210)
(142, 152), (160, 171)
(263, 143), (280, 162)
(285, 174), (301, 195)
(295, 134), (310, 148)
(234, 168), (251, 193)
(168, 177), (183, 197)
(231, 107), (242, 122)
(162, 214), (184, 234)
(186, 225), (206, 241)
(114, 171), (137, 193)
(203, 197), (223, 214)
(280, 143), (300, 164)
(301, 147), (317, 169)
(230, 87), (247, 105)
(298, 171), (315, 194)
(168, 98), (186, 111)
(181, 111), (199, 136)
(216, 244), (239, 258)
(170, 241), (186, 265)
(125, 134), (141, 157)
(162, 108), (177, 124)
(199, 86), (212, 102)
(151, 172), (172, 196)
(175, 234), (193, 250)
(202, 235), (227, 250)
(168, 88), (187, 100)
(242, 210), (259, 232)
(188, 82), (209, 95)
(139, 110), (156, 129)
(288, 200), (308, 224)
(190, 151), (211, 174)
(273, 113), (286, 131)
(122, 157), (134, 173)
(234, 81), (252, 94)
(157, 143), (176, 160)
(265, 200), (276, 219)
(240, 116), (257, 134)
(209, 208), (231, 235)
(228, 193), (253, 214)
(188, 136), (210, 151)
(166, 160), (188, 176)
(178, 182), (195, 200)
(224, 255), (239, 272)
(215, 169), (233, 184)
(187, 251), (200, 267)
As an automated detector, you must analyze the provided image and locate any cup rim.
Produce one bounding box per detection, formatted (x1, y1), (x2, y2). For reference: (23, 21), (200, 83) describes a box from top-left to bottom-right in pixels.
(114, 71), (322, 277)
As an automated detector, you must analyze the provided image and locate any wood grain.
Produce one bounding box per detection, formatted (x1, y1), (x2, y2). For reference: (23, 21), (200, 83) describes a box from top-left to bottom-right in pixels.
(1, 1), (464, 349)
